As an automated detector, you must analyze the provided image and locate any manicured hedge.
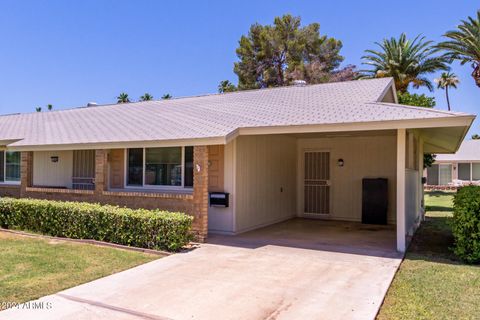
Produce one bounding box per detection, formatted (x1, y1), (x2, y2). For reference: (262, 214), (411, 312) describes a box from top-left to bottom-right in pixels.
(452, 186), (480, 263)
(0, 198), (193, 252)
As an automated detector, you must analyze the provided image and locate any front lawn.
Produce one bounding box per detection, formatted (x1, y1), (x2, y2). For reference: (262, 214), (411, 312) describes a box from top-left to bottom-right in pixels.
(377, 191), (480, 320)
(0, 232), (159, 309)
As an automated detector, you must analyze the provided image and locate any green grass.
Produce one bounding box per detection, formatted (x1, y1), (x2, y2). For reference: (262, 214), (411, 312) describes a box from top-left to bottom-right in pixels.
(0, 232), (159, 309)
(377, 191), (480, 320)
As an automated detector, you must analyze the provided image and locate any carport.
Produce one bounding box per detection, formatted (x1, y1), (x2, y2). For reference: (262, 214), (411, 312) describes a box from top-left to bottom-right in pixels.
(209, 121), (473, 253)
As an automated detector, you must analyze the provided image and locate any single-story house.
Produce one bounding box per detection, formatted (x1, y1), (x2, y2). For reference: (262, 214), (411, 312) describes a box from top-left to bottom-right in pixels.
(0, 78), (474, 252)
(426, 140), (480, 187)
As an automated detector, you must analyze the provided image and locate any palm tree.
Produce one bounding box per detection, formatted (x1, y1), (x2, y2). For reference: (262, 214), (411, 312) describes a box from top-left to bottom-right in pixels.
(161, 94), (172, 100)
(434, 72), (459, 111)
(140, 93), (153, 101)
(35, 107), (42, 112)
(47, 104), (53, 111)
(218, 80), (237, 93)
(117, 93), (130, 103)
(361, 33), (449, 92)
(437, 11), (480, 87)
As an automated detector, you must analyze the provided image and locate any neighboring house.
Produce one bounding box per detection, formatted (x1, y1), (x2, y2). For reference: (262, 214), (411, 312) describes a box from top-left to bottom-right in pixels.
(0, 78), (474, 252)
(426, 140), (480, 187)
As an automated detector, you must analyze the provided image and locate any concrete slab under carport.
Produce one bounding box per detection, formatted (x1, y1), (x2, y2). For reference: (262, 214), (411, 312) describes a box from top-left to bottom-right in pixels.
(209, 218), (399, 257)
(0, 218), (402, 320)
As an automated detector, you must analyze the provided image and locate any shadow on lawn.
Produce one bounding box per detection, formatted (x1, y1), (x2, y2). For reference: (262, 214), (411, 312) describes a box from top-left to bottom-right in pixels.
(425, 205), (454, 212)
(406, 213), (478, 267)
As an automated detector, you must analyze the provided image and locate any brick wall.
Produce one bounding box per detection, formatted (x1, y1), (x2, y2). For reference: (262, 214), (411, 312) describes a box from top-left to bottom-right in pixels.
(16, 147), (210, 242)
(0, 185), (21, 197)
(193, 146), (209, 241)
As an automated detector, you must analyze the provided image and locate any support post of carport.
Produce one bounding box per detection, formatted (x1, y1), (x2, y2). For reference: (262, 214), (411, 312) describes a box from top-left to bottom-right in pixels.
(396, 129), (406, 252)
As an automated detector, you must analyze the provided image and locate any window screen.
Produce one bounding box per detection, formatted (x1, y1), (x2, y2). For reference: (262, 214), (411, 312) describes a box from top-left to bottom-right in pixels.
(184, 147), (194, 187)
(5, 152), (20, 182)
(426, 164), (439, 185)
(473, 163), (480, 180)
(439, 164), (452, 185)
(0, 151), (4, 182)
(145, 147), (181, 186)
(458, 163), (471, 181)
(127, 148), (143, 186)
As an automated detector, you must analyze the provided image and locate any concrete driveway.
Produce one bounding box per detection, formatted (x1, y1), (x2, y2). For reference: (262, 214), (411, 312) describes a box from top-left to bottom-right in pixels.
(0, 219), (402, 320)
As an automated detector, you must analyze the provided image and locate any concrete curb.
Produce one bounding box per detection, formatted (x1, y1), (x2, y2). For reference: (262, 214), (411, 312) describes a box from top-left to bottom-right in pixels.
(0, 228), (171, 256)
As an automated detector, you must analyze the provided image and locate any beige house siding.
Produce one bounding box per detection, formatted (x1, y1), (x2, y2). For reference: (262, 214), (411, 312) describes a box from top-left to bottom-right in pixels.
(297, 135), (397, 224)
(234, 135), (297, 233)
(33, 151), (73, 188)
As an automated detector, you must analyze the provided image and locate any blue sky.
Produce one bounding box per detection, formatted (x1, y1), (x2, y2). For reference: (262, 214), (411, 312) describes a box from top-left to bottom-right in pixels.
(0, 1), (478, 134)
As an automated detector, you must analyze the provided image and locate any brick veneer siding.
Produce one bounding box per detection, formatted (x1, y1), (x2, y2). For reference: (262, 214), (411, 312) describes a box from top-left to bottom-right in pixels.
(0, 185), (21, 197)
(17, 147), (210, 242)
(20, 151), (33, 197)
(193, 146), (209, 241)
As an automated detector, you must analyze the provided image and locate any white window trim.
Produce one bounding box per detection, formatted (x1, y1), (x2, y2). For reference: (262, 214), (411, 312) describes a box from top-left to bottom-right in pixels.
(0, 151), (21, 185)
(123, 147), (193, 191)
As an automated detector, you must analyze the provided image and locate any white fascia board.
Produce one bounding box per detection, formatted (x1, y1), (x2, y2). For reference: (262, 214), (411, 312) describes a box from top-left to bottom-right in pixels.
(226, 116), (475, 141)
(6, 136), (227, 152)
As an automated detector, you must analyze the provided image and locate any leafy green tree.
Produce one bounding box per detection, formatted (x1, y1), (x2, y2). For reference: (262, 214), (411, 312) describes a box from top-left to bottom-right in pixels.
(47, 104), (53, 111)
(161, 94), (172, 100)
(437, 10), (480, 87)
(361, 33), (449, 92)
(398, 91), (437, 168)
(233, 14), (351, 89)
(117, 93), (130, 103)
(434, 71), (459, 111)
(397, 91), (436, 108)
(218, 80), (237, 93)
(35, 107), (42, 112)
(140, 93), (153, 101)
(472, 134), (480, 140)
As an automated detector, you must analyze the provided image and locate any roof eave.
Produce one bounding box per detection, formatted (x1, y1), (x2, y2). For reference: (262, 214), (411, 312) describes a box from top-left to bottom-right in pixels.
(226, 115), (475, 142)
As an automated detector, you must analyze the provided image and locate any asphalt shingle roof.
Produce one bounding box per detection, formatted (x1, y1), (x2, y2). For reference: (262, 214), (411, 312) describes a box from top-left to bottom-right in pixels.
(0, 78), (471, 148)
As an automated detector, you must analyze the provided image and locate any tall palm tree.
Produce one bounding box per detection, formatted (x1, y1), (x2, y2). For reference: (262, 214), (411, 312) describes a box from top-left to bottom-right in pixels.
(361, 33), (449, 92)
(117, 93), (130, 103)
(434, 71), (459, 111)
(140, 93), (153, 101)
(161, 94), (172, 100)
(437, 10), (480, 87)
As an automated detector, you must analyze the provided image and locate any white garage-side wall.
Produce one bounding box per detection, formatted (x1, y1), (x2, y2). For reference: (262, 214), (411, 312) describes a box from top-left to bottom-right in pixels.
(297, 135), (397, 224)
(208, 140), (236, 234)
(33, 151), (73, 188)
(234, 135), (297, 233)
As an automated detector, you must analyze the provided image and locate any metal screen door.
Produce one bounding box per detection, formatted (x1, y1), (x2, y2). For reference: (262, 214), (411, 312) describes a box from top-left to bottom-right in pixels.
(304, 151), (330, 215)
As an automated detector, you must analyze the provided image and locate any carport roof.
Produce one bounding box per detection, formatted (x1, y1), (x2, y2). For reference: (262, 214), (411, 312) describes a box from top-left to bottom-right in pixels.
(0, 77), (474, 151)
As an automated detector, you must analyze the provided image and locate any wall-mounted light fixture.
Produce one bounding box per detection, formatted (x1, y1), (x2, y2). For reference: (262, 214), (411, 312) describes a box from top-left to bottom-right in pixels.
(50, 156), (59, 163)
(337, 158), (344, 167)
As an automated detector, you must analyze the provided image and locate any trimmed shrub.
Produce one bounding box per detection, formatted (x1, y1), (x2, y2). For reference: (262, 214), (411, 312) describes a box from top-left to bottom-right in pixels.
(0, 198), (193, 252)
(452, 186), (480, 263)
